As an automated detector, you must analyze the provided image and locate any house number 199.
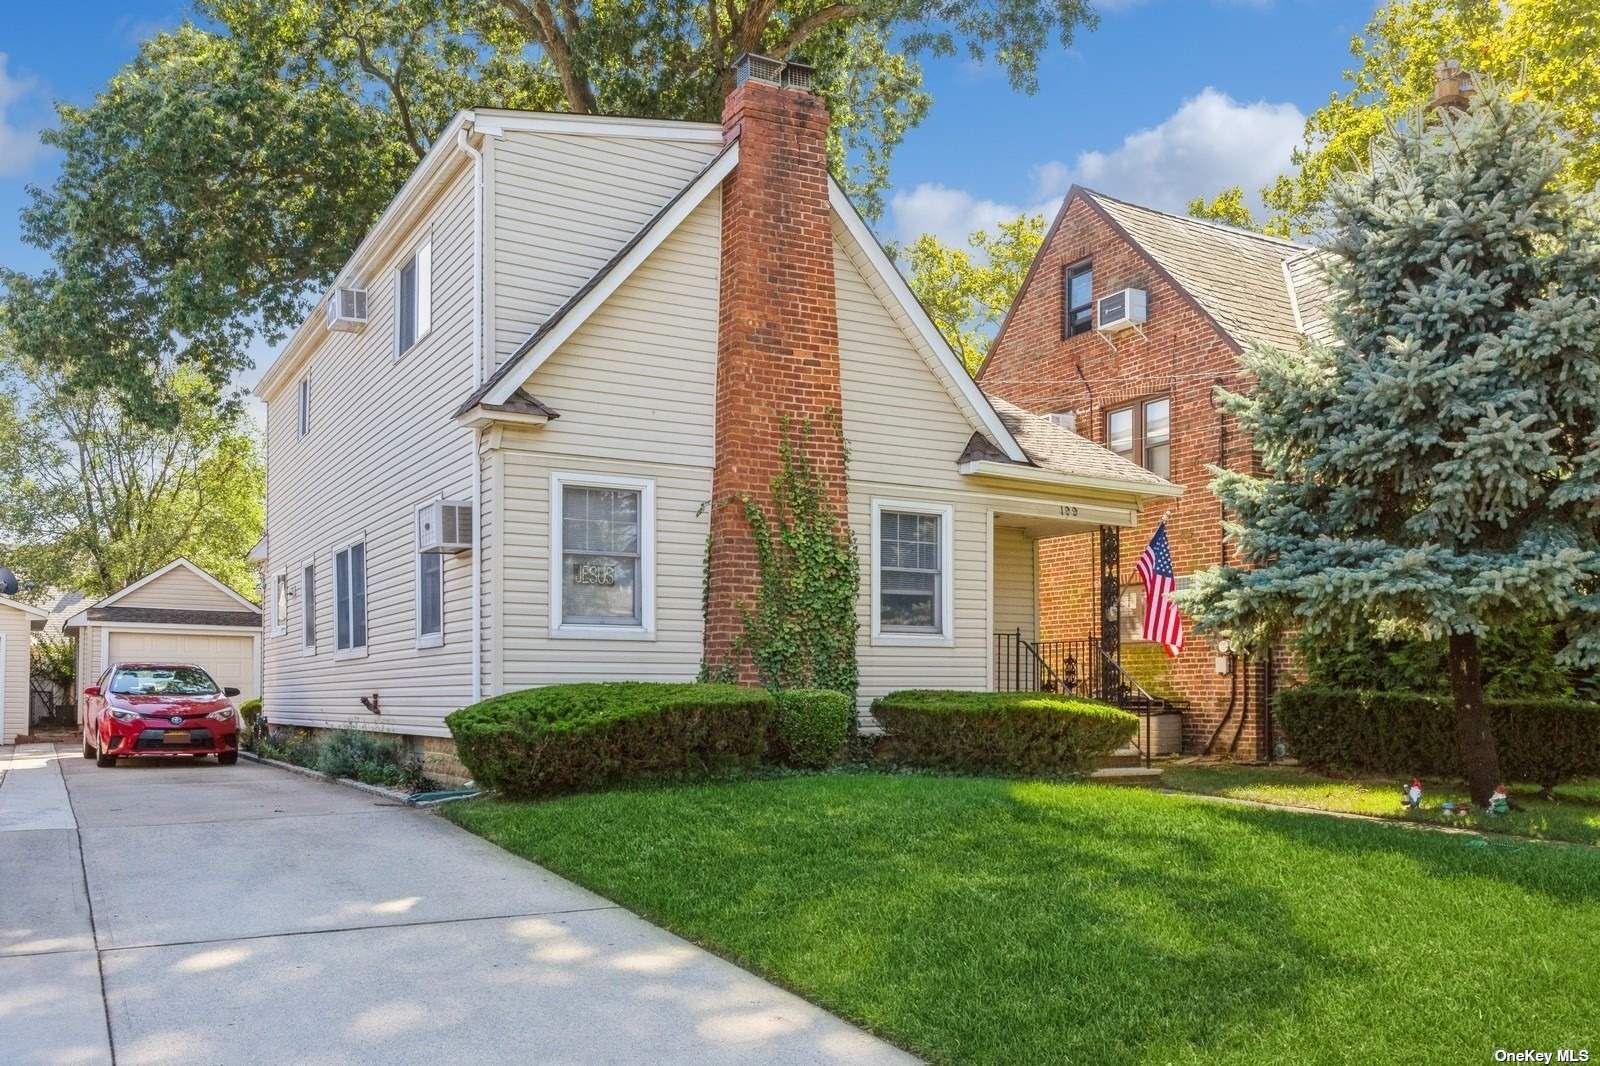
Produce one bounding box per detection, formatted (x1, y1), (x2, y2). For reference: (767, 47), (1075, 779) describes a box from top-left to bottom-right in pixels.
(1058, 505), (1080, 518)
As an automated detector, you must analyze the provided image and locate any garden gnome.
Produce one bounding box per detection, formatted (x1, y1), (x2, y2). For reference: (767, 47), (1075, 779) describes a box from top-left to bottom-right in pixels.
(1488, 785), (1509, 816)
(1403, 778), (1422, 810)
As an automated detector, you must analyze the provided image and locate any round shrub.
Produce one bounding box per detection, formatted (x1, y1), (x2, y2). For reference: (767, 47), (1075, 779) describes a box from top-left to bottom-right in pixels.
(871, 690), (1137, 776)
(238, 697), (264, 726)
(1274, 686), (1600, 793)
(773, 688), (852, 769)
(446, 682), (773, 799)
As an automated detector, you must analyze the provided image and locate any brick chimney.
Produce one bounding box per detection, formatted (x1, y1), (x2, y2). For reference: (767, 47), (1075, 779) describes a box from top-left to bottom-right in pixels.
(704, 54), (847, 679)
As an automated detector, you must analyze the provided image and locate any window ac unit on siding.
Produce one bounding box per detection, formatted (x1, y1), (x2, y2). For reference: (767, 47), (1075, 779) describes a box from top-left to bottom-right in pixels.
(325, 287), (369, 332)
(1095, 288), (1148, 332)
(419, 500), (473, 554)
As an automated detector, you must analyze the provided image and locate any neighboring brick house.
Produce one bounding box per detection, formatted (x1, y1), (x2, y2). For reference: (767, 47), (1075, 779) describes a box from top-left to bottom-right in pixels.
(979, 188), (1329, 757)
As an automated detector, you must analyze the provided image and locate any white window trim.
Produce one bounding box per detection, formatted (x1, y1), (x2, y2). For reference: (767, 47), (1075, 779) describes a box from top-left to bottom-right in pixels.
(333, 537), (369, 660)
(414, 500), (445, 649)
(271, 569), (288, 637)
(301, 558), (318, 656)
(297, 374), (312, 438)
(870, 498), (956, 648)
(548, 472), (656, 641)
(394, 234), (433, 361)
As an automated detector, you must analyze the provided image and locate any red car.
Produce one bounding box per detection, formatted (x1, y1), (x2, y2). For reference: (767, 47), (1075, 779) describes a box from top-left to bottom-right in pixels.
(83, 662), (242, 767)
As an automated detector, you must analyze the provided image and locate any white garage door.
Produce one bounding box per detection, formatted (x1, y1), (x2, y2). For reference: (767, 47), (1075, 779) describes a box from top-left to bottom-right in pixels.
(107, 631), (257, 702)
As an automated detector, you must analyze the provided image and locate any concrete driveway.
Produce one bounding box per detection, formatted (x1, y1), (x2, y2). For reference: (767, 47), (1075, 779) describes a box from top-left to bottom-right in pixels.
(0, 744), (913, 1066)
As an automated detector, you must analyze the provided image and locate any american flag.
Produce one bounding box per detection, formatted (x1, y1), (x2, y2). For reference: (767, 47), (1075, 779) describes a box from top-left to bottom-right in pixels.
(1135, 521), (1185, 657)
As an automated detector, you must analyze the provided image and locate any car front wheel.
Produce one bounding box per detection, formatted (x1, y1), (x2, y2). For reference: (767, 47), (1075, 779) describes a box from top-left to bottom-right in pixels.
(82, 735), (95, 760)
(95, 735), (117, 768)
(218, 751), (238, 766)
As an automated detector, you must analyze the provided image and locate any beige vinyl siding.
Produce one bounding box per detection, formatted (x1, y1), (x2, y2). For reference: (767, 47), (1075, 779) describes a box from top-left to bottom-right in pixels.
(485, 132), (720, 370)
(115, 566), (248, 612)
(258, 158), (478, 738)
(833, 217), (1094, 708)
(490, 191), (721, 691)
(992, 528), (1037, 642)
(0, 606), (31, 741)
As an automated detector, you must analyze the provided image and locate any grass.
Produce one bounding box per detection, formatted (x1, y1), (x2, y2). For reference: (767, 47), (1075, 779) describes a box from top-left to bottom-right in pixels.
(446, 772), (1600, 1065)
(1162, 763), (1600, 847)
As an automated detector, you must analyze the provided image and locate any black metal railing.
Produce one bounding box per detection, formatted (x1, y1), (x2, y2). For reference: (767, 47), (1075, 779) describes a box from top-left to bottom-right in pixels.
(994, 631), (1188, 767)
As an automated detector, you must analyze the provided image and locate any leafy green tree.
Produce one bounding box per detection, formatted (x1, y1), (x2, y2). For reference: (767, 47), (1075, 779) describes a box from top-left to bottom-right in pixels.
(0, 348), (264, 600)
(20, 0), (1096, 417)
(1185, 186), (1255, 230)
(1262, 0), (1600, 235)
(903, 212), (1046, 373)
(1183, 86), (1600, 805)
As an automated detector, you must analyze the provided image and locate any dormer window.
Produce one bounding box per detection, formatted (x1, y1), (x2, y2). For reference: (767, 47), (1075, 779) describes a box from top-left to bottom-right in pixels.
(1065, 261), (1094, 337)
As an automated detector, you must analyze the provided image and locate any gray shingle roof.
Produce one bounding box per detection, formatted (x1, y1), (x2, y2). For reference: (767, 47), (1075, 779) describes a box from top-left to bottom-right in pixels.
(86, 606), (262, 627)
(1285, 250), (1336, 346)
(979, 396), (1178, 490)
(1085, 190), (1328, 352)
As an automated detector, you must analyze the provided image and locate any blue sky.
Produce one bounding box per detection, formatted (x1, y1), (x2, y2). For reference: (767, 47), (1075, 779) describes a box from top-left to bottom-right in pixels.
(0, 0), (1373, 376)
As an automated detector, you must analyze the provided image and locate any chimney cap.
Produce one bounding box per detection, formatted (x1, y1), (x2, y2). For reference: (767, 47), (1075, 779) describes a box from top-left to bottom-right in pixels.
(732, 52), (816, 95)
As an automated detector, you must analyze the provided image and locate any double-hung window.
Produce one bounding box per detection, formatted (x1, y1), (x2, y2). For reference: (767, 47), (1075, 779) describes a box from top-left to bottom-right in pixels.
(1106, 396), (1171, 478)
(334, 542), (367, 655)
(416, 504), (444, 648)
(272, 571), (288, 637)
(396, 237), (432, 358)
(550, 473), (656, 638)
(1065, 261), (1094, 337)
(871, 500), (954, 645)
(302, 562), (317, 652)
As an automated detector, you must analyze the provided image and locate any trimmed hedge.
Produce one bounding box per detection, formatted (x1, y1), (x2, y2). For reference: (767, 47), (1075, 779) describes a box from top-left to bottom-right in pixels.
(773, 689), (853, 769)
(1275, 686), (1600, 791)
(447, 682), (772, 798)
(871, 690), (1137, 776)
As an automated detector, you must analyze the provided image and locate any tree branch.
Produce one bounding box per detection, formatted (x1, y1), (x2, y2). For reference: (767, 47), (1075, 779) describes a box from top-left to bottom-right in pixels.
(773, 3), (862, 57)
(497, 0), (599, 114)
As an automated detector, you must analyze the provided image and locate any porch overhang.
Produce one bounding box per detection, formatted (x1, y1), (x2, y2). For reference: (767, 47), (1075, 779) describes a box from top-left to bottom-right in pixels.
(957, 459), (1185, 503)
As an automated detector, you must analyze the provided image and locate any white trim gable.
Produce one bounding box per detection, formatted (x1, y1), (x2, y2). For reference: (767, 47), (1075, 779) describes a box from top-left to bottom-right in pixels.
(826, 179), (1028, 464)
(483, 142), (740, 406)
(0, 594), (50, 620)
(88, 558), (261, 613)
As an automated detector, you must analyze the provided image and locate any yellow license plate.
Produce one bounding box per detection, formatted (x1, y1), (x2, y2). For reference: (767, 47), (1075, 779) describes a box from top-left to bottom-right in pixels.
(163, 731), (191, 745)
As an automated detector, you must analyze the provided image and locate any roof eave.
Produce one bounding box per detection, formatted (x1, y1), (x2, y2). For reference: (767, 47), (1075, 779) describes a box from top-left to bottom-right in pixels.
(957, 459), (1185, 501)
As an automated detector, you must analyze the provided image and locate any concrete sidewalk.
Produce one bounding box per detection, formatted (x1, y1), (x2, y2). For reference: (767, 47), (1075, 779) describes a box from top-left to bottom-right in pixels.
(0, 744), (914, 1066)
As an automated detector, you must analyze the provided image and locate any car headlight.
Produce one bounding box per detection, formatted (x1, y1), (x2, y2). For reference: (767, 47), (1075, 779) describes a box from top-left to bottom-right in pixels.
(207, 707), (235, 721)
(109, 708), (142, 723)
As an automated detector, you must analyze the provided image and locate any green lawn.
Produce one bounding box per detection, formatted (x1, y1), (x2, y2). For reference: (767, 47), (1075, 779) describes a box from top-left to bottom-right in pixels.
(1162, 763), (1600, 846)
(446, 772), (1600, 1065)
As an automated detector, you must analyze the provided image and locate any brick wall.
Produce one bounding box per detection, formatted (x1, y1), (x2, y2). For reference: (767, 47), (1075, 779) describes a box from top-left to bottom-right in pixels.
(703, 75), (848, 680)
(980, 193), (1274, 757)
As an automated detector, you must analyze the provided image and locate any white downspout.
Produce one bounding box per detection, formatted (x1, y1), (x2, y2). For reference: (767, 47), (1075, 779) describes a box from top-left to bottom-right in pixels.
(458, 124), (484, 703)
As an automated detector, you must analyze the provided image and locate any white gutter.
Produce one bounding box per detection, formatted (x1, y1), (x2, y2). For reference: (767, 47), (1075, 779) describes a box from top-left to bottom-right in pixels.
(458, 125), (485, 704)
(956, 459), (1186, 500)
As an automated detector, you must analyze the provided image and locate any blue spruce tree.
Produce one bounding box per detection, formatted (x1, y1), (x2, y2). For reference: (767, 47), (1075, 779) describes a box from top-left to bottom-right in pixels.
(1185, 83), (1600, 805)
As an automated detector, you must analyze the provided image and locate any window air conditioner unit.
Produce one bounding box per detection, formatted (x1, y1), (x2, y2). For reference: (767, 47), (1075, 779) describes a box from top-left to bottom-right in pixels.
(419, 499), (473, 554)
(325, 287), (369, 332)
(1096, 288), (1147, 333)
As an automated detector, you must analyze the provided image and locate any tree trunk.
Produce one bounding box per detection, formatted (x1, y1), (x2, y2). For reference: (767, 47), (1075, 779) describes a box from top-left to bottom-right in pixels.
(1448, 632), (1501, 807)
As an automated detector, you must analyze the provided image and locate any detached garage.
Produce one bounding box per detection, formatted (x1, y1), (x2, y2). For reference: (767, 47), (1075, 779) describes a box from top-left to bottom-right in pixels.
(66, 559), (262, 706)
(0, 593), (49, 742)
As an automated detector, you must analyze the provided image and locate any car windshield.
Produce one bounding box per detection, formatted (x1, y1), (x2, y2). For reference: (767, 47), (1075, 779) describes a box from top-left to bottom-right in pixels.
(109, 666), (220, 697)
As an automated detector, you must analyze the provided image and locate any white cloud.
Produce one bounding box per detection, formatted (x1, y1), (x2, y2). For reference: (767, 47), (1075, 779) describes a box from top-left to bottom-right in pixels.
(889, 87), (1304, 245)
(1038, 87), (1303, 215)
(0, 53), (45, 178)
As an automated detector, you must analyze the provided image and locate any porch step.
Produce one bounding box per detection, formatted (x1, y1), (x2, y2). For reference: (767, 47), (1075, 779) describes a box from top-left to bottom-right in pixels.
(1088, 766), (1165, 787)
(1096, 747), (1144, 770)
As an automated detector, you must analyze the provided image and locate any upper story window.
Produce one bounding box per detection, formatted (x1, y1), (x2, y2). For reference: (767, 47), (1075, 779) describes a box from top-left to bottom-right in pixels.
(1065, 262), (1094, 337)
(1106, 396), (1171, 478)
(396, 237), (432, 358)
(871, 500), (954, 647)
(335, 541), (368, 655)
(298, 375), (311, 438)
(550, 473), (656, 639)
